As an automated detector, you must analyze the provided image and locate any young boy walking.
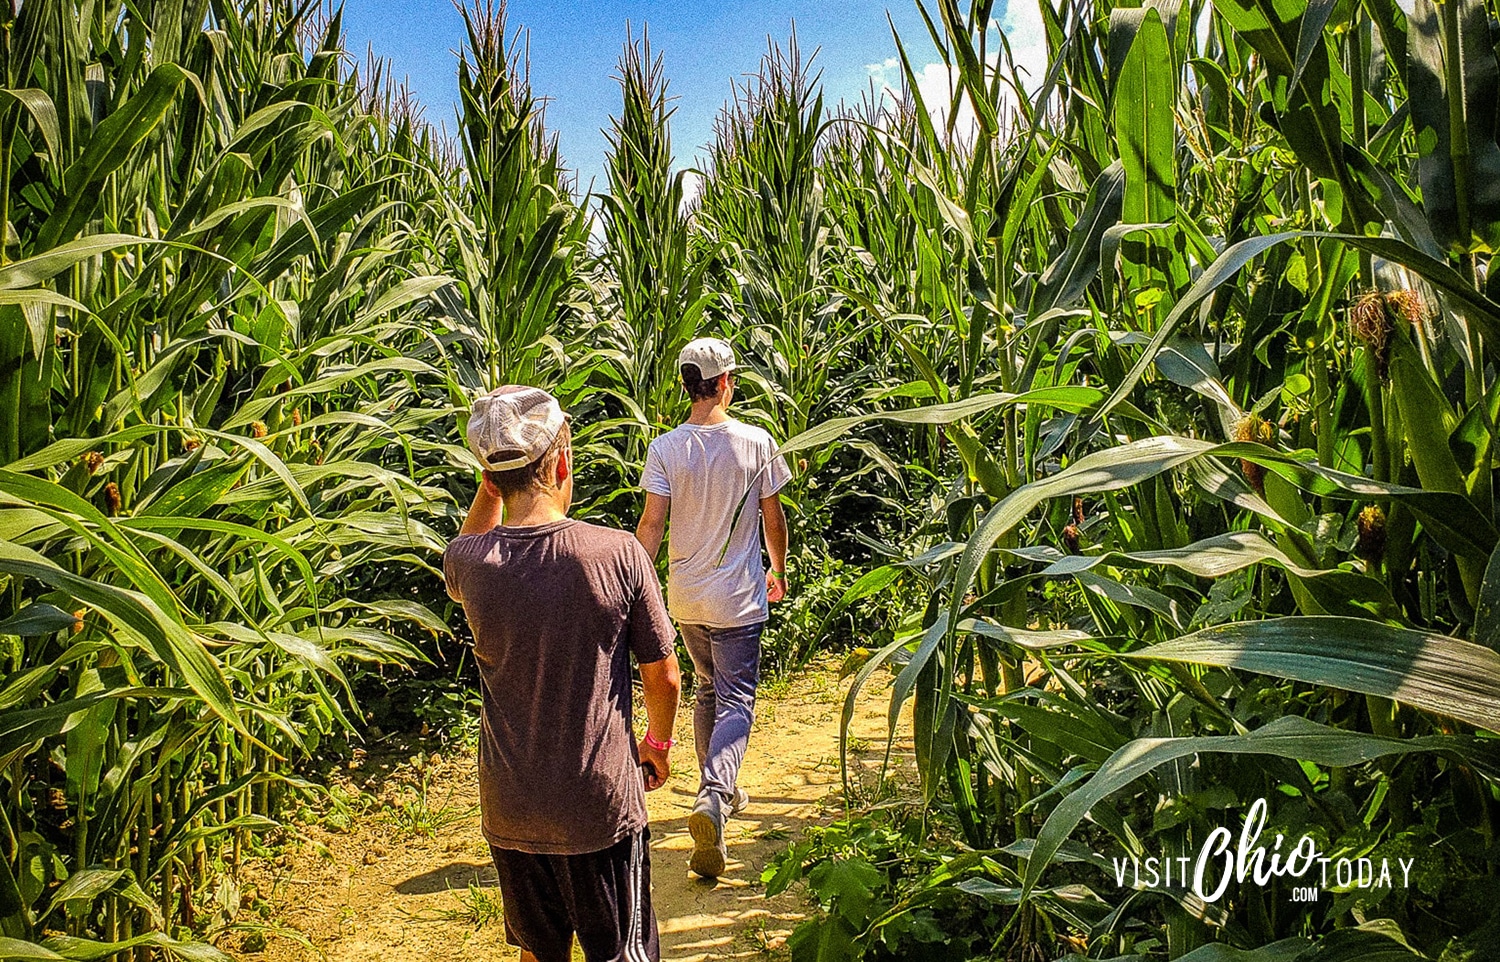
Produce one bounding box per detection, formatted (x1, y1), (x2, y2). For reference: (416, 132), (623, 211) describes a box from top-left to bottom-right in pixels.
(446, 385), (681, 962)
(634, 337), (791, 879)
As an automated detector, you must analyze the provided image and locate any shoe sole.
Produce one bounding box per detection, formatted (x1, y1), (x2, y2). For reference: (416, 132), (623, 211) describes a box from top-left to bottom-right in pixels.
(687, 810), (726, 878)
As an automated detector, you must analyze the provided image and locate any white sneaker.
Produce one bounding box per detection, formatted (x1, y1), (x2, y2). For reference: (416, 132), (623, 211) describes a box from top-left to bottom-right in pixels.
(688, 794), (727, 878)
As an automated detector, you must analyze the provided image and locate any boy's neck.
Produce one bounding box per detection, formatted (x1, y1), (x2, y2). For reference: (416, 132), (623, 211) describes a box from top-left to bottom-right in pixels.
(500, 489), (570, 527)
(686, 400), (730, 425)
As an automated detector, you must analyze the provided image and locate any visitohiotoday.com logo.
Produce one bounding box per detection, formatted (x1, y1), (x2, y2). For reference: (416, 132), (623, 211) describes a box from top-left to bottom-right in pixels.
(1110, 798), (1418, 903)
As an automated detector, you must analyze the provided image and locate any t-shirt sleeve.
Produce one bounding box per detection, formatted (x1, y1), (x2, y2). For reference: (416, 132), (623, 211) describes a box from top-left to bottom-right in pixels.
(442, 536), (473, 603)
(625, 541), (676, 664)
(640, 440), (672, 497)
(759, 437), (792, 499)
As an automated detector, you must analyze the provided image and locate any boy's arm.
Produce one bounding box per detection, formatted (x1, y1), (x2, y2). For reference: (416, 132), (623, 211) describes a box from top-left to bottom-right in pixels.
(445, 478), (502, 602)
(458, 477), (504, 536)
(761, 494), (789, 602)
(635, 492), (670, 559)
(636, 655), (681, 791)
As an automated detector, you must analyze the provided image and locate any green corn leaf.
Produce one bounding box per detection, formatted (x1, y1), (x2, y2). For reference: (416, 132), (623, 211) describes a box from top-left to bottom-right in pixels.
(0, 687), (180, 758)
(1119, 616), (1500, 733)
(3, 425), (164, 473)
(1026, 161), (1128, 375)
(1474, 542), (1500, 652)
(0, 541), (242, 736)
(807, 564), (902, 665)
(0, 604), (78, 636)
(1028, 162), (1125, 319)
(36, 65), (190, 249)
(1099, 231), (1500, 424)
(1174, 939), (1311, 961)
(0, 291), (86, 358)
(775, 386), (1105, 459)
(839, 626), (928, 800)
(355, 275), (455, 326)
(0, 938), (65, 960)
(1115, 9), (1176, 228)
(0, 88), (62, 164)
(1290, 0), (1341, 92)
(1026, 530), (1398, 618)
(0, 234), (148, 291)
(36, 932), (234, 962)
(46, 870), (128, 913)
(1408, 0), (1500, 251)
(950, 436), (1497, 647)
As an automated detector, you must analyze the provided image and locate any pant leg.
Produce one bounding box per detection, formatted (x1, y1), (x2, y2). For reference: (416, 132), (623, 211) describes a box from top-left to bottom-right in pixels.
(489, 845), (574, 962)
(679, 623), (716, 778)
(698, 621), (764, 802)
(556, 828), (660, 962)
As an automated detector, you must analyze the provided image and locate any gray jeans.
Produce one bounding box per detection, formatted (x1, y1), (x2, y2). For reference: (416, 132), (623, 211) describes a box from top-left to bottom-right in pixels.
(679, 621), (764, 807)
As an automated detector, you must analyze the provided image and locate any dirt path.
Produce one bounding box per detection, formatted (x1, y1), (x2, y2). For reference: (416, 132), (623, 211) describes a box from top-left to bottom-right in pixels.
(232, 663), (913, 961)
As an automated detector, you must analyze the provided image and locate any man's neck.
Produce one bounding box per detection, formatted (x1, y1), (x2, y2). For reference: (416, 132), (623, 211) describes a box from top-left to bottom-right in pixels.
(687, 401), (730, 425)
(499, 491), (568, 528)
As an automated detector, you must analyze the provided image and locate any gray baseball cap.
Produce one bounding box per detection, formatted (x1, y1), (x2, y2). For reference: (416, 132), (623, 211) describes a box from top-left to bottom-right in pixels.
(678, 337), (738, 380)
(467, 385), (569, 471)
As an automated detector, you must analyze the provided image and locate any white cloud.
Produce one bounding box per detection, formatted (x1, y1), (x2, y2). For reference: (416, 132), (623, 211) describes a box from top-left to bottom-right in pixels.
(866, 56), (979, 142)
(678, 168), (703, 211)
(865, 56), (900, 82)
(917, 62), (981, 141)
(996, 0), (1049, 97)
(861, 0), (1051, 143)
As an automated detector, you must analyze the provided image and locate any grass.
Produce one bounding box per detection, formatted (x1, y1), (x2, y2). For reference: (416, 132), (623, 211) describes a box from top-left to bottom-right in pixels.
(760, 676), (794, 700)
(738, 913), (792, 960)
(437, 882), (505, 929)
(381, 776), (478, 839)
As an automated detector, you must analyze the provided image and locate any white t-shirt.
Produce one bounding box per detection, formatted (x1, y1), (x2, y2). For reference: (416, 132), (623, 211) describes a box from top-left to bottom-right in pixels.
(640, 418), (792, 628)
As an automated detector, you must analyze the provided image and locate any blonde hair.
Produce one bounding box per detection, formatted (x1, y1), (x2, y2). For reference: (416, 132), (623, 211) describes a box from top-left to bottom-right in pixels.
(483, 422), (571, 496)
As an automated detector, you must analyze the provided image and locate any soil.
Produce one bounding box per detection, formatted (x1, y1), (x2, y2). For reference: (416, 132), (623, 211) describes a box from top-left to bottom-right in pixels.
(229, 661), (914, 961)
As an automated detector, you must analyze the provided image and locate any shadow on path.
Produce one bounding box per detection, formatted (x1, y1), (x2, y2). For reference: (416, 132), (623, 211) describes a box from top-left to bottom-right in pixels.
(394, 861), (497, 895)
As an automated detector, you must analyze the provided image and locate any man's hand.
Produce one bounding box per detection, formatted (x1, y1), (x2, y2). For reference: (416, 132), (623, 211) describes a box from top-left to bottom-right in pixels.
(637, 656), (679, 792)
(766, 569), (787, 603)
(638, 740), (670, 791)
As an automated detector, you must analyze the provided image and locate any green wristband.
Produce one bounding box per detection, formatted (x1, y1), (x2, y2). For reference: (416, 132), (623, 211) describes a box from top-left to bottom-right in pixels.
(770, 569), (786, 580)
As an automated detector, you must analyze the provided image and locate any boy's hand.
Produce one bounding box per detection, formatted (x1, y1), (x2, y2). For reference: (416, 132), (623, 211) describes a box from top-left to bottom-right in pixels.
(766, 569), (787, 603)
(638, 741), (670, 790)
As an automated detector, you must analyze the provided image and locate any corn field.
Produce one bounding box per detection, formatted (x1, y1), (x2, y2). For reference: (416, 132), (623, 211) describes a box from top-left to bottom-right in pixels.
(1, 0), (1498, 958)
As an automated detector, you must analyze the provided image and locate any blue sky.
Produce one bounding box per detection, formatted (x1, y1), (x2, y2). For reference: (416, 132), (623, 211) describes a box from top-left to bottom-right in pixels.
(340, 2), (1049, 196)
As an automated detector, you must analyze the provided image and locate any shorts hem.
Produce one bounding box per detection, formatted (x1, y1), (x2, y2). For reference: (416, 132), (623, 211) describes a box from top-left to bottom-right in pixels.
(481, 817), (644, 856)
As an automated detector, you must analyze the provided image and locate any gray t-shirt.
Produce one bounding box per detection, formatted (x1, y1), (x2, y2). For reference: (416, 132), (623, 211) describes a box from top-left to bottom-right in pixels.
(640, 418), (792, 628)
(443, 518), (676, 855)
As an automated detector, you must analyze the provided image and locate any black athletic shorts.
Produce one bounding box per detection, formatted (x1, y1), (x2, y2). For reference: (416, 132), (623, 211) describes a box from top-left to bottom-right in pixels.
(489, 827), (659, 962)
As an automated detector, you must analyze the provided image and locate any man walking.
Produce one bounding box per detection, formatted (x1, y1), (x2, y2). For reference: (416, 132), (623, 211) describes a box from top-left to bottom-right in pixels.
(635, 337), (791, 879)
(445, 385), (681, 962)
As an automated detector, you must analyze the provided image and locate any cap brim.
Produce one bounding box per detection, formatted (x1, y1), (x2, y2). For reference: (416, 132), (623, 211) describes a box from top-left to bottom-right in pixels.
(482, 453), (533, 471)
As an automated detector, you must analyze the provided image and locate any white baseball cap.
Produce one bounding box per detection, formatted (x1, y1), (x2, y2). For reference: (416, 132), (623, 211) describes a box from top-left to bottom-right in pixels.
(467, 385), (569, 471)
(678, 337), (738, 380)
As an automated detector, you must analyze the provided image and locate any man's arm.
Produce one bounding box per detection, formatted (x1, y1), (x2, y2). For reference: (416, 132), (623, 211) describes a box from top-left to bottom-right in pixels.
(459, 476), (503, 536)
(636, 655), (680, 791)
(635, 492), (670, 560)
(761, 494), (789, 602)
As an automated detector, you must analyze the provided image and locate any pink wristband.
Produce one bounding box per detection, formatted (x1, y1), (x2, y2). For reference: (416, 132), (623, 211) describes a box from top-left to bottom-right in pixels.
(643, 731), (675, 751)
